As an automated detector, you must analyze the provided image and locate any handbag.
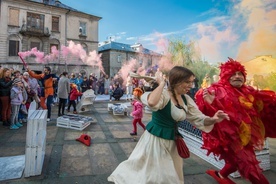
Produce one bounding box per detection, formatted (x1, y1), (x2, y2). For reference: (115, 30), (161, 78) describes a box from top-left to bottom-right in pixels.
(175, 95), (190, 158)
(175, 131), (190, 158)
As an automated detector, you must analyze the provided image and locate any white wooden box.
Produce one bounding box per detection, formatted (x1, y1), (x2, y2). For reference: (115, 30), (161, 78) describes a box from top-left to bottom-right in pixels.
(144, 106), (152, 114)
(108, 103), (131, 116)
(25, 146), (45, 177)
(56, 114), (93, 130)
(178, 128), (270, 178)
(25, 102), (47, 178)
(26, 110), (47, 147)
(77, 89), (96, 113)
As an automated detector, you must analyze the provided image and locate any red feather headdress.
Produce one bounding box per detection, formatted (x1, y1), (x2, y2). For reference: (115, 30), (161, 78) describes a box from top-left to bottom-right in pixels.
(219, 57), (247, 84)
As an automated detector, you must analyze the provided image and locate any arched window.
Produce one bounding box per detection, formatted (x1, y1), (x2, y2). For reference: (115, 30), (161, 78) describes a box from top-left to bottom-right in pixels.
(28, 37), (43, 51)
(49, 39), (60, 53)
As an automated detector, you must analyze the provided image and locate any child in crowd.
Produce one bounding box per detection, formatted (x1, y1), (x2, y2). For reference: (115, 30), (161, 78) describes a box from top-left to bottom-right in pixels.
(130, 88), (146, 136)
(10, 78), (27, 129)
(67, 83), (82, 114)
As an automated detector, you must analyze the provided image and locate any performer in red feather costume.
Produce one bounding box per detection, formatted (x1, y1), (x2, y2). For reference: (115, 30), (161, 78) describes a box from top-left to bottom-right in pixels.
(195, 58), (276, 184)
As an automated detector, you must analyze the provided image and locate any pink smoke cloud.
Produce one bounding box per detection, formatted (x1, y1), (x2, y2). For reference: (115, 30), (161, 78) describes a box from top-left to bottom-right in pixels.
(18, 41), (105, 73)
(18, 47), (46, 63)
(118, 58), (138, 86)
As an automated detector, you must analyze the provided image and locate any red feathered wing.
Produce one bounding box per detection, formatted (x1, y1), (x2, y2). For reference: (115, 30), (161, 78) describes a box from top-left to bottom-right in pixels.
(254, 90), (276, 138)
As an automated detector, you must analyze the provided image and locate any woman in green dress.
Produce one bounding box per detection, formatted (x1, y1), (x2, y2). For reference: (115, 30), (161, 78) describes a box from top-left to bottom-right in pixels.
(108, 66), (229, 184)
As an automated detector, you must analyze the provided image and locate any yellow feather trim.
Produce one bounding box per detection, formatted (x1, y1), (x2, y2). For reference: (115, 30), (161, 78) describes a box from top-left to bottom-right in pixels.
(239, 121), (251, 146)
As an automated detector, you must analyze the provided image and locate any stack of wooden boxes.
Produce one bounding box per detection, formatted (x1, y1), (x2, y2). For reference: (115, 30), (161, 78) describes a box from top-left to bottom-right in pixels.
(25, 109), (47, 177)
(56, 114), (93, 131)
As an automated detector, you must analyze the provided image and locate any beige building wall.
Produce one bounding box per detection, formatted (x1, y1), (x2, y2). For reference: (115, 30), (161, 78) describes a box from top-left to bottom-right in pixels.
(0, 0), (101, 76)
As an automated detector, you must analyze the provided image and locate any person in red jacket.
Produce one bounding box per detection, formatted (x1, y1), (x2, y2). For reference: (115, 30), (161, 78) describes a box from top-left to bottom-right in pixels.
(67, 83), (82, 114)
(130, 88), (146, 136)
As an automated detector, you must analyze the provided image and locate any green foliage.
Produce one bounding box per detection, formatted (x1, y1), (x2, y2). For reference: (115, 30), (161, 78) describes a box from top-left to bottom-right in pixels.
(266, 72), (276, 91)
(264, 72), (276, 91)
(251, 72), (276, 91)
(167, 38), (219, 85)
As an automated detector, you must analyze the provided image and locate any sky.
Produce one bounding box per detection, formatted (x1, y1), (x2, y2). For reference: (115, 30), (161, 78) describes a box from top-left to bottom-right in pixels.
(64, 0), (276, 64)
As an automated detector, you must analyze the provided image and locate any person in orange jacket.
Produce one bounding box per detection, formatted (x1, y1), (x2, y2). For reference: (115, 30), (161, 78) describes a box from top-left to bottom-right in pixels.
(26, 66), (58, 121)
(67, 83), (82, 114)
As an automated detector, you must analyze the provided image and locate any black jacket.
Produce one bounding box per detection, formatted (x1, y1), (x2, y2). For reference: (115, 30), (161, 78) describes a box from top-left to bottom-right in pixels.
(0, 77), (13, 97)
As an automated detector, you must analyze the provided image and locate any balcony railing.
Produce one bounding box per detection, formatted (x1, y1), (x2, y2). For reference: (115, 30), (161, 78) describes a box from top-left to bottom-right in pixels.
(20, 24), (50, 37)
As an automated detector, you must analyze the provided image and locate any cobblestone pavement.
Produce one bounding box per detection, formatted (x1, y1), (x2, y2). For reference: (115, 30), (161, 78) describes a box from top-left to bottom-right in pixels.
(0, 98), (275, 184)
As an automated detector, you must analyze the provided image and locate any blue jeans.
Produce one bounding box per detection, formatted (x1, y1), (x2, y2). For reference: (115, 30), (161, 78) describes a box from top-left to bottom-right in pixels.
(46, 95), (53, 118)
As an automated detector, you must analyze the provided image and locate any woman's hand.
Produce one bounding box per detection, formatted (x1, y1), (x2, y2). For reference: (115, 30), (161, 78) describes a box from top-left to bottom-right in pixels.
(203, 88), (215, 104)
(155, 73), (166, 86)
(212, 110), (230, 123)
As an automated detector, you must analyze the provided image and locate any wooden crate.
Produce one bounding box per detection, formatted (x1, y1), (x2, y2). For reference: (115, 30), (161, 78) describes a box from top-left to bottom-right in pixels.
(26, 110), (47, 147)
(76, 89), (96, 113)
(108, 103), (131, 116)
(56, 114), (93, 131)
(25, 146), (45, 177)
(144, 106), (152, 114)
(25, 107), (47, 177)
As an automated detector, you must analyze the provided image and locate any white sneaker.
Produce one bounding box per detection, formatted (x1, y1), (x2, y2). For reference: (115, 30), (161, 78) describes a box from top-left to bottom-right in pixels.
(47, 118), (50, 122)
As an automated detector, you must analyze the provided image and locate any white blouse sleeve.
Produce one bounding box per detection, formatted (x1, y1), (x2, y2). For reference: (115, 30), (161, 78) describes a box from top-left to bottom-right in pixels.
(141, 89), (170, 111)
(185, 95), (214, 133)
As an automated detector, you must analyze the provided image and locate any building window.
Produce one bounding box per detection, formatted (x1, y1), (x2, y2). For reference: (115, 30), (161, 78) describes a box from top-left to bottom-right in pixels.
(27, 12), (45, 30)
(9, 40), (19, 56)
(139, 59), (143, 65)
(9, 8), (19, 26)
(148, 59), (152, 66)
(79, 22), (86, 36)
(30, 42), (40, 50)
(117, 55), (121, 63)
(50, 44), (59, 53)
(52, 16), (59, 32)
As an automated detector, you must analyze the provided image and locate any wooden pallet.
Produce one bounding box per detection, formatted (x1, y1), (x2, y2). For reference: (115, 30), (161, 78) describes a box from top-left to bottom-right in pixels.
(108, 103), (131, 116)
(56, 114), (93, 130)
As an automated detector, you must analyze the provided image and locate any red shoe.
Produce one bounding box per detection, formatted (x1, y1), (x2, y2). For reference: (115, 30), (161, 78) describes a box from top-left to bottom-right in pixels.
(206, 170), (236, 184)
(76, 134), (91, 146)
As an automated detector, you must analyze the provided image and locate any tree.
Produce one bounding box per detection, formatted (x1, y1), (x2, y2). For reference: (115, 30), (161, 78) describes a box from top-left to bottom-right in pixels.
(264, 72), (276, 91)
(167, 38), (219, 85)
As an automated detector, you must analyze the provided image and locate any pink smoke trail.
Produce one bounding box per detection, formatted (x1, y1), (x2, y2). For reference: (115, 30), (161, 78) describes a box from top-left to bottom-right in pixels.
(118, 58), (139, 86)
(18, 47), (46, 63)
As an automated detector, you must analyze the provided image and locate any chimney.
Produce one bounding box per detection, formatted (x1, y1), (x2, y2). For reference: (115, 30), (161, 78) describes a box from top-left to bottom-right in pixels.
(55, 0), (61, 6)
